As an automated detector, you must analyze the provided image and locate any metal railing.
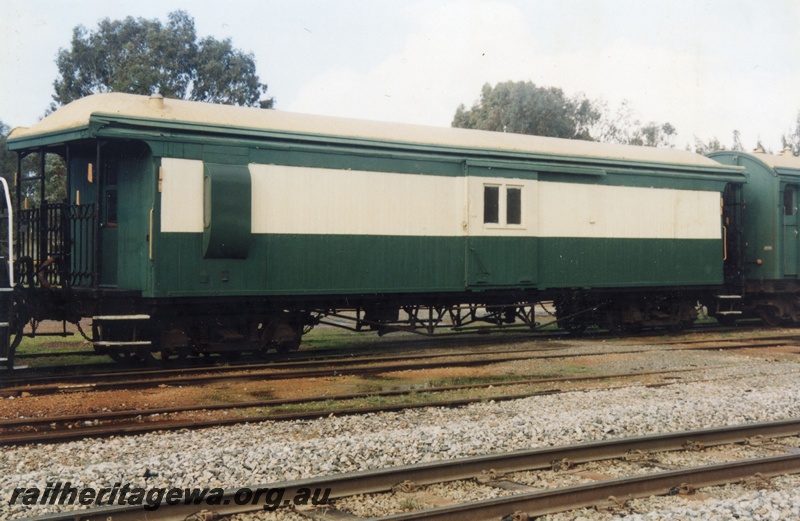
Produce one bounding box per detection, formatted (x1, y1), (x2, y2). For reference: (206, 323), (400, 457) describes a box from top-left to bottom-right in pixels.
(16, 203), (97, 288)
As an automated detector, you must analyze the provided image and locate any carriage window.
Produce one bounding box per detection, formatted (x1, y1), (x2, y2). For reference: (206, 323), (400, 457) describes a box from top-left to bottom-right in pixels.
(507, 187), (521, 225)
(484, 186), (499, 224)
(105, 190), (118, 226)
(785, 188), (795, 216)
(103, 158), (119, 226)
(483, 183), (523, 227)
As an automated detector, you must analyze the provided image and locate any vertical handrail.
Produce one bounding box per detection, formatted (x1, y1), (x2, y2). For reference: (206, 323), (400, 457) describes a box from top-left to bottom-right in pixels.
(93, 143), (102, 288)
(0, 177), (14, 285)
(723, 225), (728, 261)
(149, 208), (154, 261)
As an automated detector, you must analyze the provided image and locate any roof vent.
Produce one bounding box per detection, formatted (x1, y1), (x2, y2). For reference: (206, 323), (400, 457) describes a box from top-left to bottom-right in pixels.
(753, 145), (766, 154)
(782, 146), (794, 156)
(149, 93), (164, 109)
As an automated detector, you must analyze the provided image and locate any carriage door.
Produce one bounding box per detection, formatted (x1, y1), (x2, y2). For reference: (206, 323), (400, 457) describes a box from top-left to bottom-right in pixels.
(465, 161), (537, 289)
(783, 185), (799, 277)
(99, 156), (119, 287)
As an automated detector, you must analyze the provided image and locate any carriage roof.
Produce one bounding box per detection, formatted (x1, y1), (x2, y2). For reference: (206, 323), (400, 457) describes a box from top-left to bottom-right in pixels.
(9, 92), (728, 171)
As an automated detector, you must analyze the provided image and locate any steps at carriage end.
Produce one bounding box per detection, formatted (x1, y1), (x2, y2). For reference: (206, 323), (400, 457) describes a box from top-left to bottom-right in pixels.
(0, 320), (15, 366)
(92, 314), (152, 348)
(715, 295), (743, 315)
(93, 341), (152, 347)
(0, 286), (22, 368)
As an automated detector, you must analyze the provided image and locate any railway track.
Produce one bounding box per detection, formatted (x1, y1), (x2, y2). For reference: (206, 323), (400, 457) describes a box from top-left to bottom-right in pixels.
(8, 325), (572, 367)
(20, 418), (800, 520)
(0, 344), (666, 397)
(10, 363), (800, 447)
(3, 329), (794, 397)
(5, 320), (766, 369)
(0, 367), (708, 445)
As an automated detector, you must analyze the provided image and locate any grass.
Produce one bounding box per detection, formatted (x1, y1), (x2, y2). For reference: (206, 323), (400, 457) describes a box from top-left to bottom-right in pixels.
(399, 498), (425, 511)
(15, 334), (89, 354)
(201, 386), (248, 404)
(300, 326), (401, 351)
(9, 334), (110, 369)
(423, 374), (563, 388)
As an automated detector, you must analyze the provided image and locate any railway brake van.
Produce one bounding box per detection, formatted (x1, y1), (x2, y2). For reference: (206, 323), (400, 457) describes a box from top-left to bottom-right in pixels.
(2, 93), (744, 365)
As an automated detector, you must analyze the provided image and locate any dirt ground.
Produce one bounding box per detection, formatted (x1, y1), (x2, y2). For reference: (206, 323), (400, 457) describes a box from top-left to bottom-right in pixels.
(3, 329), (800, 423)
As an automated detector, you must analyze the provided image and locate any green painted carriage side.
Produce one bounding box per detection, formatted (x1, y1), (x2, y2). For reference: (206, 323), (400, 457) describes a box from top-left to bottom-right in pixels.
(709, 151), (800, 282)
(139, 134), (736, 297)
(67, 143), (155, 290)
(7, 95), (745, 300)
(97, 132), (738, 297)
(145, 234), (721, 298)
(537, 237), (722, 288)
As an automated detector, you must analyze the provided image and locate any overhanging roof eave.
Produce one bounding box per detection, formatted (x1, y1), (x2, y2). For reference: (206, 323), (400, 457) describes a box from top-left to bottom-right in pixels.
(6, 126), (94, 151)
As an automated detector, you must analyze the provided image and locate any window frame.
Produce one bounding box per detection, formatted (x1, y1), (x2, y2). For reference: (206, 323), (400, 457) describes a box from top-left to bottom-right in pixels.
(482, 182), (525, 229)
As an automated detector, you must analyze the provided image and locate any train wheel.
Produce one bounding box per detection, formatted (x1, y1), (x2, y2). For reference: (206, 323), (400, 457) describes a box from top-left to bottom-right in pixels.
(603, 310), (623, 334)
(160, 347), (189, 362)
(3, 327), (24, 370)
(757, 307), (783, 327)
(109, 348), (156, 364)
(274, 337), (301, 354)
(108, 351), (136, 363)
(564, 323), (587, 336)
(668, 320), (690, 333)
(263, 318), (303, 353)
(223, 351), (242, 362)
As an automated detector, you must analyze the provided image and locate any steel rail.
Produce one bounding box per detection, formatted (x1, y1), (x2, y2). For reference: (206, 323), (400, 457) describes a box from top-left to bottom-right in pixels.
(379, 453), (800, 521)
(0, 346), (659, 397)
(1, 367), (714, 445)
(4, 319), (762, 376)
(0, 367), (696, 430)
(0, 390), (561, 445)
(19, 418), (800, 521)
(4, 324), (571, 371)
(0, 343), (575, 390)
(3, 323), (782, 389)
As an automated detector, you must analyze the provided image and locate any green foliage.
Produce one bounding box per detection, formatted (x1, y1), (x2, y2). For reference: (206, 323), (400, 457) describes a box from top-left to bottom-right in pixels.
(693, 136), (724, 155)
(13, 152), (67, 206)
(733, 130), (745, 152)
(44, 154), (67, 203)
(627, 122), (677, 147)
(194, 37), (274, 108)
(782, 111), (800, 156)
(452, 81), (599, 140)
(0, 120), (15, 185)
(52, 10), (272, 109)
(453, 82), (678, 147)
(590, 99), (676, 147)
(694, 130), (748, 155)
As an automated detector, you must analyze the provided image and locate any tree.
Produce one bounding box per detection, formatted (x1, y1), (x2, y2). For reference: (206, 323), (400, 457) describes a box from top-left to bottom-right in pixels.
(694, 130), (750, 155)
(52, 10), (273, 109)
(452, 81), (600, 140)
(453, 82), (677, 147)
(192, 37), (270, 107)
(732, 130), (745, 152)
(2, 122), (67, 205)
(590, 99), (677, 147)
(0, 121), (15, 185)
(782, 111), (800, 156)
(627, 122), (677, 148)
(693, 136), (724, 155)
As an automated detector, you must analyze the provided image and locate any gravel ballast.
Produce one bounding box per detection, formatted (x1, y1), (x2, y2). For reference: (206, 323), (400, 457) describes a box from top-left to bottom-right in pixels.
(3, 354), (800, 520)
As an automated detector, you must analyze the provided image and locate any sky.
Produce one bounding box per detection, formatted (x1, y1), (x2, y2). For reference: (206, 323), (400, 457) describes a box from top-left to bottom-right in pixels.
(1, 0), (799, 151)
